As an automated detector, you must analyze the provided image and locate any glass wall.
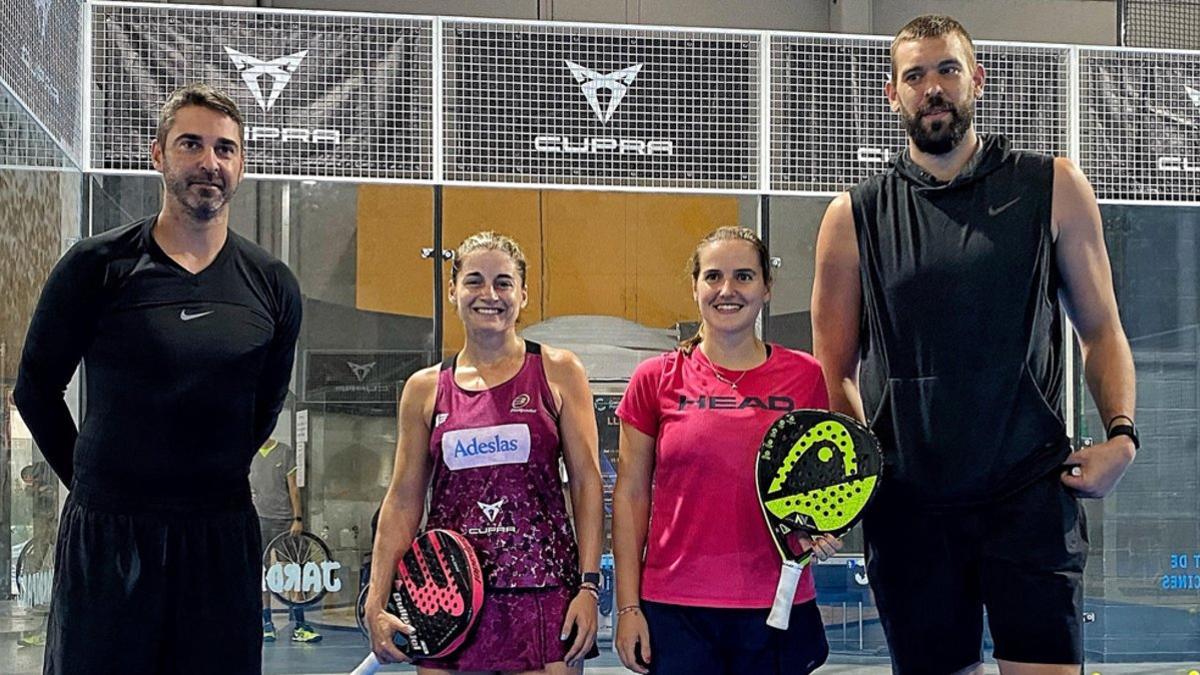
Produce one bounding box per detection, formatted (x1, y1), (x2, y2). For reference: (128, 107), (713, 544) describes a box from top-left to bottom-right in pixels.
(0, 82), (82, 671)
(1081, 204), (1200, 661)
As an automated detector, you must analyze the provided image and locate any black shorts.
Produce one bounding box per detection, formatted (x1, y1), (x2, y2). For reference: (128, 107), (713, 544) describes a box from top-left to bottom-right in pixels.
(640, 599), (828, 675)
(862, 469), (1088, 674)
(44, 484), (263, 675)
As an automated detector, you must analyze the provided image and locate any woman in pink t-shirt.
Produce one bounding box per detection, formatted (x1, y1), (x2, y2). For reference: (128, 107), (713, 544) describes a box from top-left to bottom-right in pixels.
(613, 227), (840, 675)
(365, 232), (604, 674)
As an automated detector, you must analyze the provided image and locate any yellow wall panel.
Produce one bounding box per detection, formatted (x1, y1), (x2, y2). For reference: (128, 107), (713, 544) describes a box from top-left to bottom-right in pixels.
(356, 185), (432, 317)
(542, 192), (631, 319)
(631, 193), (737, 328)
(441, 188), (543, 354)
(356, 186), (741, 353)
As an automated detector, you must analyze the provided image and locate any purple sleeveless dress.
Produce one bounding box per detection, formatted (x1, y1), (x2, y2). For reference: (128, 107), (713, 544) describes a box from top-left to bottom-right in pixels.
(427, 340), (580, 589)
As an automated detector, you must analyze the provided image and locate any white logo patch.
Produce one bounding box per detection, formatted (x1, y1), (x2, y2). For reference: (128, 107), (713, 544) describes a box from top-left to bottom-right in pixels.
(477, 498), (506, 523)
(179, 309), (213, 322)
(346, 361), (376, 383)
(565, 60), (643, 124)
(442, 423), (531, 471)
(223, 47), (308, 112)
(1186, 84), (1200, 109)
(510, 393), (536, 414)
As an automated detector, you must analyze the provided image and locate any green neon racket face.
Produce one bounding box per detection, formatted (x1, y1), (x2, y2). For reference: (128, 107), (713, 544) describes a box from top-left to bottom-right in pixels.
(756, 409), (883, 553)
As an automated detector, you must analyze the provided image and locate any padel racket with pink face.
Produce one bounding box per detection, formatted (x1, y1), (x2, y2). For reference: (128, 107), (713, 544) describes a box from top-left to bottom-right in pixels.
(756, 409), (882, 630)
(351, 529), (484, 675)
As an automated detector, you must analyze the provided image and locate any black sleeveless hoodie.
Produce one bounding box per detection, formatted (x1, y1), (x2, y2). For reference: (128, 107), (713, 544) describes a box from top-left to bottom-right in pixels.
(850, 134), (1068, 507)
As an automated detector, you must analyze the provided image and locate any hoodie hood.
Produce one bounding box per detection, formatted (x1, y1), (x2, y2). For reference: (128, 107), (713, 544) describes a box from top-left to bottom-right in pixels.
(893, 133), (1010, 190)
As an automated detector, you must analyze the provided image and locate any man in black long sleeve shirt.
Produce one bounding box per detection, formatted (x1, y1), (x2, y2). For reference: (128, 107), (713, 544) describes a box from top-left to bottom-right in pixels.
(14, 83), (301, 675)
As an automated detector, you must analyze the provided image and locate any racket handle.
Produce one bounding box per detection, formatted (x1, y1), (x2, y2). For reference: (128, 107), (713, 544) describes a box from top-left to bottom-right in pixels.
(766, 560), (806, 630)
(350, 653), (381, 675)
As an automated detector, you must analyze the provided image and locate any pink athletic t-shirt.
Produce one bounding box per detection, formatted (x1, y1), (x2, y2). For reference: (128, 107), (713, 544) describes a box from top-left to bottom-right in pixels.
(616, 344), (828, 608)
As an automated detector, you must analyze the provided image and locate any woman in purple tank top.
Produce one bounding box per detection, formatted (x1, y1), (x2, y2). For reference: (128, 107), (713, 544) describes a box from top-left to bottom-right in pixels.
(365, 231), (604, 674)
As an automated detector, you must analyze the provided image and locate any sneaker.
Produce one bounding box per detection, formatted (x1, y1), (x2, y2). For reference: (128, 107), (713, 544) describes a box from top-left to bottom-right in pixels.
(291, 622), (322, 643)
(17, 631), (46, 647)
(263, 623), (276, 642)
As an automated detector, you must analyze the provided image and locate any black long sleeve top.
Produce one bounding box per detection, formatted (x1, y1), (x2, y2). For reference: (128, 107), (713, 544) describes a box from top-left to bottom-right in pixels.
(13, 216), (301, 504)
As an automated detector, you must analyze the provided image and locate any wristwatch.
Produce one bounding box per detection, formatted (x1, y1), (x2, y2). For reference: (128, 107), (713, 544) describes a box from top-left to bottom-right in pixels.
(581, 572), (601, 586)
(1106, 417), (1139, 450)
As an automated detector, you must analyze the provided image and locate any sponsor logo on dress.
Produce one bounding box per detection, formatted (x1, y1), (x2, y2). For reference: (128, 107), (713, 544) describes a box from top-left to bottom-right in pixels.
(478, 498), (506, 523)
(510, 393), (537, 414)
(468, 498), (518, 536)
(442, 423), (531, 470)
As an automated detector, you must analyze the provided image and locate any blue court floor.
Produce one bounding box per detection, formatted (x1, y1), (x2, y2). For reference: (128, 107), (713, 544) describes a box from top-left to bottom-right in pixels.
(2, 602), (1198, 673)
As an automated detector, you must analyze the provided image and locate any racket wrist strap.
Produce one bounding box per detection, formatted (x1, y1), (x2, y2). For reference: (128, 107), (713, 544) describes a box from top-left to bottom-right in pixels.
(767, 560), (806, 631)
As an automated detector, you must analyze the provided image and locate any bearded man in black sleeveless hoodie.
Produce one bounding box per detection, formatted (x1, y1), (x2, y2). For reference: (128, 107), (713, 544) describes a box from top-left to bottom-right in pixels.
(812, 15), (1137, 675)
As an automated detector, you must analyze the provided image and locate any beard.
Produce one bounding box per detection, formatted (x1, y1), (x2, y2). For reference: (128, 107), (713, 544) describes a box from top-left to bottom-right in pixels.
(161, 161), (238, 221)
(900, 93), (974, 155)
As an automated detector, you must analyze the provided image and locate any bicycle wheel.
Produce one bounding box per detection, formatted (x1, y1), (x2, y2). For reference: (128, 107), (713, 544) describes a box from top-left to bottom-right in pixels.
(355, 582), (370, 639)
(14, 535), (54, 609)
(262, 530), (335, 608)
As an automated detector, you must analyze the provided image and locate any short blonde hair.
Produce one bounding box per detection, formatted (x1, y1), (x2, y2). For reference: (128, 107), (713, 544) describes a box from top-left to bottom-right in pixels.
(450, 231), (528, 286)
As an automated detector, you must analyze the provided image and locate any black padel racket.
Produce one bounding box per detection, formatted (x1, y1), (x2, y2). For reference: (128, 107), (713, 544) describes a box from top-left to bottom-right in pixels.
(756, 409), (882, 630)
(351, 529), (485, 674)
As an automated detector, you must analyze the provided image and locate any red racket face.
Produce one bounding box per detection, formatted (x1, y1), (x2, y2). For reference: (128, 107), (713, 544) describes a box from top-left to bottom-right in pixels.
(388, 529), (485, 659)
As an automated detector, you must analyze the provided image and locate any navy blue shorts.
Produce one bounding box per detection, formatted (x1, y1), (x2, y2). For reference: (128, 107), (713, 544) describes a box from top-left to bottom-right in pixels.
(43, 484), (263, 675)
(640, 599), (828, 675)
(862, 469), (1088, 674)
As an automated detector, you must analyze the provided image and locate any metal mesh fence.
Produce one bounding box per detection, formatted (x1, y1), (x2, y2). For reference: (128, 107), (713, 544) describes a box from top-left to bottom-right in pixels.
(1080, 47), (1200, 202)
(0, 0), (84, 162)
(442, 20), (760, 191)
(1123, 0), (1200, 50)
(0, 80), (72, 170)
(0, 4), (1181, 202)
(90, 2), (433, 181)
(770, 35), (1070, 194)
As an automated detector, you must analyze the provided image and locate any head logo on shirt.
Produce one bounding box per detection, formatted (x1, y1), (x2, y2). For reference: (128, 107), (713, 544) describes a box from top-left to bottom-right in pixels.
(677, 394), (796, 411)
(442, 423), (532, 471)
(510, 393), (537, 414)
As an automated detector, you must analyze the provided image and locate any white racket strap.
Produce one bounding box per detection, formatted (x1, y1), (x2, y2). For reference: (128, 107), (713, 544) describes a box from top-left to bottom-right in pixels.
(350, 653), (381, 675)
(766, 559), (808, 630)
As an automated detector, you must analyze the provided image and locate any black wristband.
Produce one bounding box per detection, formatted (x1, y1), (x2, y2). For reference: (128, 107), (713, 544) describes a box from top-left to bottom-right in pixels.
(1106, 414), (1134, 432)
(581, 572), (601, 586)
(293, 516), (303, 522)
(1107, 423), (1139, 450)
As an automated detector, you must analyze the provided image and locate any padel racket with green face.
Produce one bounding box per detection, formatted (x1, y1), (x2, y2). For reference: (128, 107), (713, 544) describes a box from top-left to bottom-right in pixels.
(756, 409), (883, 630)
